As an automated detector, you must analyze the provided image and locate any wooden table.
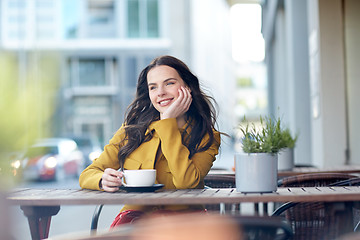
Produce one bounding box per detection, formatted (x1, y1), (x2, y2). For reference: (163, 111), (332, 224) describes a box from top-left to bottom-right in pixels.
(8, 186), (360, 240)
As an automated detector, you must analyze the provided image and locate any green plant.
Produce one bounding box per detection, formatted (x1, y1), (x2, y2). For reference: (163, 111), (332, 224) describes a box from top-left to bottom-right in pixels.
(239, 116), (297, 154)
(280, 128), (298, 149)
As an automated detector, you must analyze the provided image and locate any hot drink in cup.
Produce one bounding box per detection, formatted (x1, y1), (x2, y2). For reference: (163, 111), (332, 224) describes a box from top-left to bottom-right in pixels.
(123, 169), (156, 187)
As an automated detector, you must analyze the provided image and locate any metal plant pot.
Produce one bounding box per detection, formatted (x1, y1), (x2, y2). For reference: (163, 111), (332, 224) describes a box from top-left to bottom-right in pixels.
(278, 147), (294, 171)
(235, 153), (278, 193)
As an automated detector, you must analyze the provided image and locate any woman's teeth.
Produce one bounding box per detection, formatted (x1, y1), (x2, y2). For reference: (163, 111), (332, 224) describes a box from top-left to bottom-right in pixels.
(159, 100), (171, 106)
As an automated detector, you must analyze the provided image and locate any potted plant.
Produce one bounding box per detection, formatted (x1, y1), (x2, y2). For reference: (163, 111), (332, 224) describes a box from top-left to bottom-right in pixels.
(277, 128), (298, 171)
(235, 116), (284, 193)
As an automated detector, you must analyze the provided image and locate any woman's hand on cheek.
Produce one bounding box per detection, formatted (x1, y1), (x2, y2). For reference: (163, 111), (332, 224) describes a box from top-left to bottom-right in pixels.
(101, 168), (123, 192)
(161, 87), (192, 120)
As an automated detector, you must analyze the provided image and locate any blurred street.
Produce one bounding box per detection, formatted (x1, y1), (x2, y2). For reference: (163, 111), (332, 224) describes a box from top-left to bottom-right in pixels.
(10, 177), (123, 240)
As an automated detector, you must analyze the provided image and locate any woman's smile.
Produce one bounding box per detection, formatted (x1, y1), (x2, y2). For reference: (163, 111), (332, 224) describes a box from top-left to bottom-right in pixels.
(158, 98), (174, 107)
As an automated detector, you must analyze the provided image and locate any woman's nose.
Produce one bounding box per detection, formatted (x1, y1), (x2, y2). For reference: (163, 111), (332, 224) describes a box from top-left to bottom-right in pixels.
(157, 86), (165, 96)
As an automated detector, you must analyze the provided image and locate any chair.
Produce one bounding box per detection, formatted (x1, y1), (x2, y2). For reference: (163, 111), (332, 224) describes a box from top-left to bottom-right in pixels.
(273, 174), (360, 240)
(231, 215), (293, 240)
(274, 173), (359, 215)
(294, 164), (316, 168)
(333, 178), (360, 232)
(277, 172), (359, 187)
(204, 174), (236, 188)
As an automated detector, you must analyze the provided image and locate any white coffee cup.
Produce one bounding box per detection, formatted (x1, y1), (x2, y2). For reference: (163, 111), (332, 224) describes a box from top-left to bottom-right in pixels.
(123, 169), (156, 187)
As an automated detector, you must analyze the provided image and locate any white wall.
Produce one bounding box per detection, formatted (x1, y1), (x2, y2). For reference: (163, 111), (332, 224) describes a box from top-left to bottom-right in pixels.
(307, 0), (347, 167)
(345, 0), (360, 164)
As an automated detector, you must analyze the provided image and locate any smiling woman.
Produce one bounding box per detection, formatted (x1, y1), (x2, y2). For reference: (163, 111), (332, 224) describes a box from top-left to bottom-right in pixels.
(79, 55), (222, 228)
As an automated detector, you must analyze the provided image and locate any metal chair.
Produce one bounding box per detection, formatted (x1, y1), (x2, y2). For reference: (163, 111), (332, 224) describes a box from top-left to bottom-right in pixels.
(333, 177), (360, 233)
(273, 173), (360, 240)
(277, 172), (359, 187)
(231, 215), (293, 240)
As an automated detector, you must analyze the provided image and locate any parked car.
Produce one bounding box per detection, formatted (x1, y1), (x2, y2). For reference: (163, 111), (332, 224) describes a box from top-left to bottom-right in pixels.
(0, 151), (24, 183)
(67, 135), (102, 167)
(21, 138), (85, 181)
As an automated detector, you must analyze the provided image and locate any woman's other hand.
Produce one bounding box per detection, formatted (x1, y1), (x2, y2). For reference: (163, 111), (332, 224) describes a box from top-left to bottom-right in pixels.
(101, 168), (124, 192)
(161, 86), (192, 120)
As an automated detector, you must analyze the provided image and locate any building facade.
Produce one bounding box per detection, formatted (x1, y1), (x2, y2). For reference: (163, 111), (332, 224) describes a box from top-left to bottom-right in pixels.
(262, 0), (360, 167)
(0, 0), (235, 161)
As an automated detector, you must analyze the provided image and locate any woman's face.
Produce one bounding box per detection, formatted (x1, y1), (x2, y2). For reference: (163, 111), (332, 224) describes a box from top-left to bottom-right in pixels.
(147, 65), (187, 114)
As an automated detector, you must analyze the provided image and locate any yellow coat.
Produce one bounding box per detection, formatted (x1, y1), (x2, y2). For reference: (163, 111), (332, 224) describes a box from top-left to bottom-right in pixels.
(79, 118), (221, 212)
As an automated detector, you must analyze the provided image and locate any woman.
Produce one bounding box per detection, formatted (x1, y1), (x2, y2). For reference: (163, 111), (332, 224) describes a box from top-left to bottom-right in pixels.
(79, 55), (221, 227)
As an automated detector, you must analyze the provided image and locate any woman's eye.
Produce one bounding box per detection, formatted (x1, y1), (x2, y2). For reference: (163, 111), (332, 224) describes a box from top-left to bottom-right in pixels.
(166, 82), (175, 86)
(149, 86), (156, 90)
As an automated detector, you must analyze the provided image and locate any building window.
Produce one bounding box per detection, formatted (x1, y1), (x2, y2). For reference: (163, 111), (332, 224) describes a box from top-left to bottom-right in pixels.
(8, 0), (26, 8)
(87, 0), (116, 38)
(146, 0), (159, 37)
(78, 59), (106, 86)
(127, 0), (159, 38)
(62, 0), (80, 39)
(35, 0), (54, 8)
(69, 58), (116, 87)
(125, 57), (137, 88)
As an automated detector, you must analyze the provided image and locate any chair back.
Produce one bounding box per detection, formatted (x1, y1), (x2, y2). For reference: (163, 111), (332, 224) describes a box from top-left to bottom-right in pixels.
(278, 173), (358, 187)
(204, 174), (236, 188)
(274, 174), (360, 240)
(232, 215), (293, 240)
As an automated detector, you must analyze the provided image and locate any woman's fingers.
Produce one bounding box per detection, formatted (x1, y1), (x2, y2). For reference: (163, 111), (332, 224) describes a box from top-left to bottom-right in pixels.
(182, 87), (192, 110)
(101, 168), (123, 192)
(102, 185), (119, 192)
(177, 87), (192, 113)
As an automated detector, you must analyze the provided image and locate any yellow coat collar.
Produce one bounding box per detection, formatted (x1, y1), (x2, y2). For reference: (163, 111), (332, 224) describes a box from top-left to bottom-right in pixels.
(147, 118), (192, 135)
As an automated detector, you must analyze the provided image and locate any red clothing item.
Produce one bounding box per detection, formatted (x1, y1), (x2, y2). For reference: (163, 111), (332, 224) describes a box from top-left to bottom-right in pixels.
(110, 210), (145, 227)
(110, 209), (207, 228)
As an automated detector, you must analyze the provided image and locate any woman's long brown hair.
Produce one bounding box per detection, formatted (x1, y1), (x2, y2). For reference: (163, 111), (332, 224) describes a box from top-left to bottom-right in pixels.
(118, 55), (219, 168)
